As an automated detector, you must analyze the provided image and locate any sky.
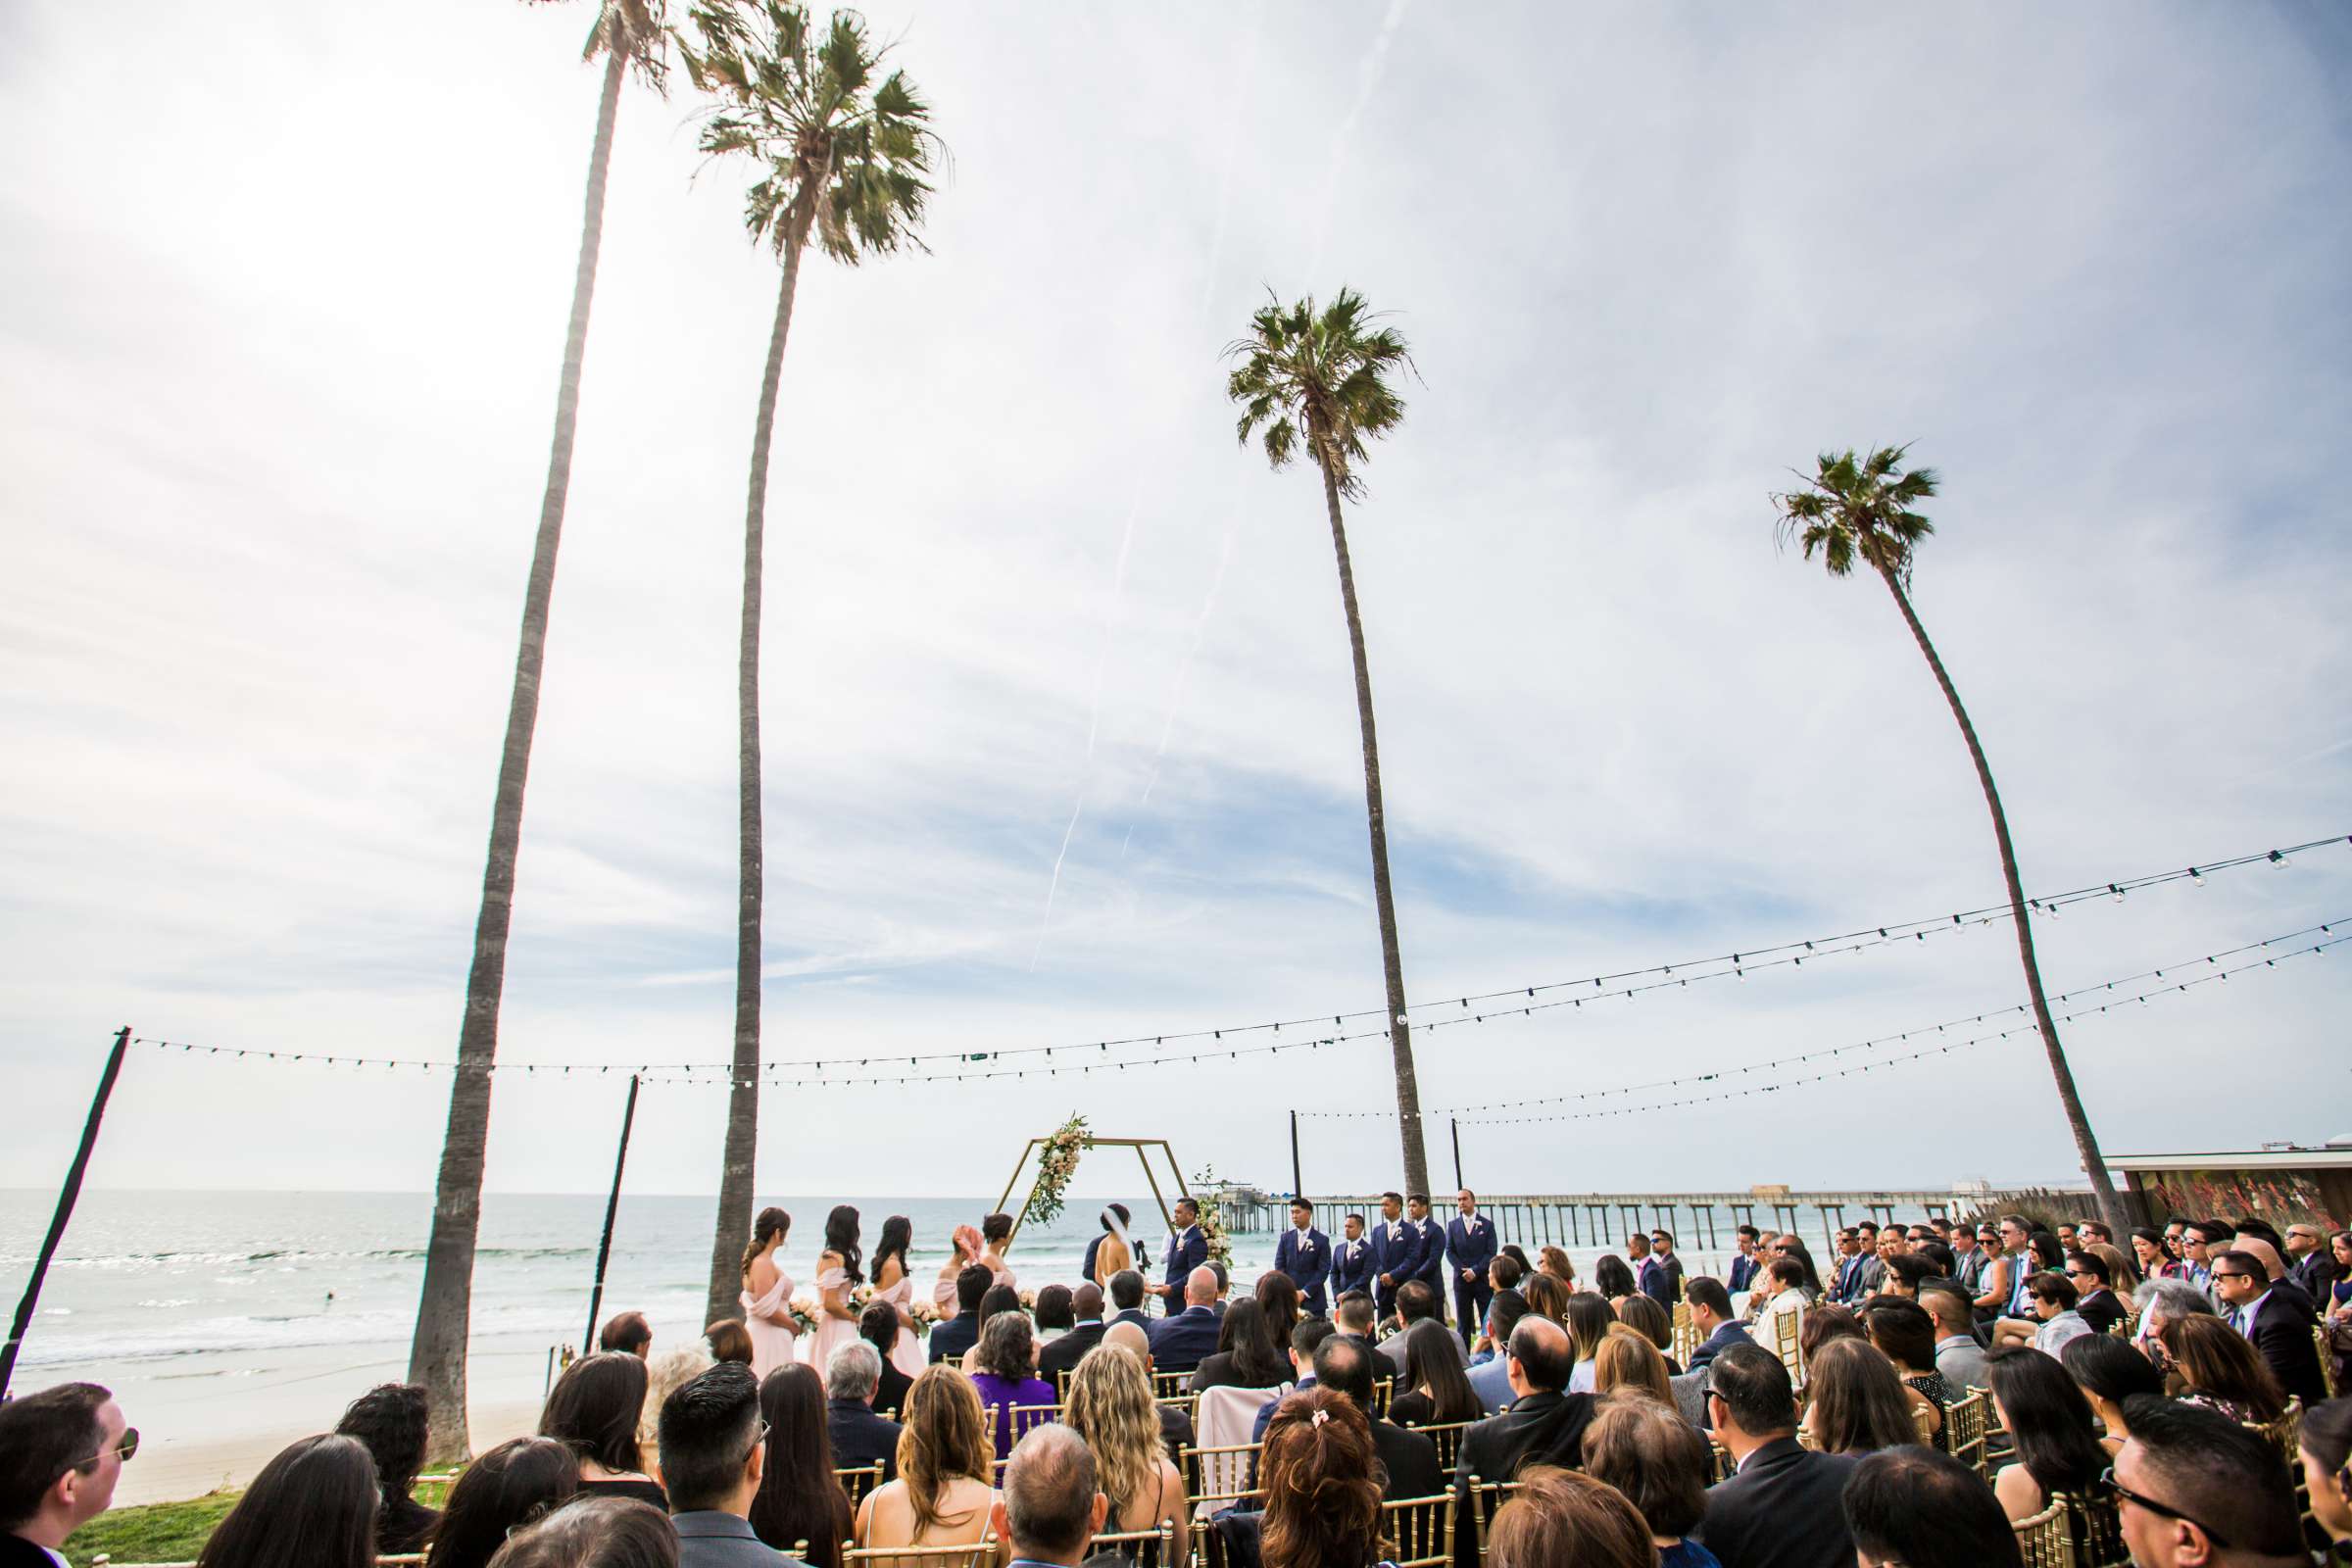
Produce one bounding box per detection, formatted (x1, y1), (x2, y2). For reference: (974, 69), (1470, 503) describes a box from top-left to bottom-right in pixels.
(2, 1), (2348, 1207)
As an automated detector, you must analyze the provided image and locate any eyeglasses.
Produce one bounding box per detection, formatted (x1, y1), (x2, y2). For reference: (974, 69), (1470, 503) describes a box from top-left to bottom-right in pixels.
(2210, 1270), (2254, 1282)
(75, 1428), (139, 1468)
(2098, 1466), (2230, 1547)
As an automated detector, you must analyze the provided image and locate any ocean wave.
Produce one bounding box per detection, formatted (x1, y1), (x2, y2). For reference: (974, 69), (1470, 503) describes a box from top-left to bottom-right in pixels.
(4, 1243), (596, 1271)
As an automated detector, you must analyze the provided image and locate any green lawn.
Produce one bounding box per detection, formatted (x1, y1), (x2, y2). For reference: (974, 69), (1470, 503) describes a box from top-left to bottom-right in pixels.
(62, 1479), (452, 1566)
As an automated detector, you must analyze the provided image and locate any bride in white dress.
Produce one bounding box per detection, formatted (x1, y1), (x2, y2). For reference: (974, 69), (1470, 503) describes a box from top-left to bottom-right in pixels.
(739, 1206), (797, 1380)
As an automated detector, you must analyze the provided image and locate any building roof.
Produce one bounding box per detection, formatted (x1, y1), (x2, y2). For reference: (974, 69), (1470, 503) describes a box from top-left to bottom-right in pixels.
(2109, 1146), (2352, 1172)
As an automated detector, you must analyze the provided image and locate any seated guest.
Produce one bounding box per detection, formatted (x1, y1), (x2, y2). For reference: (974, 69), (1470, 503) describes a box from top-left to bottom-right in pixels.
(2159, 1313), (2289, 1425)
(856, 1367), (993, 1555)
(1561, 1293), (1617, 1394)
(1106, 1270), (1152, 1332)
(1061, 1331), (1188, 1560)
(483, 1495), (678, 1568)
(989, 1427), (1105, 1568)
(1537, 1245), (1579, 1291)
(1484, 1466), (1655, 1568)
(1584, 1396), (1724, 1568)
(1593, 1324), (1676, 1407)
(1692, 1343), (1859, 1568)
(1311, 1331), (1441, 1498)
(1592, 1252), (1636, 1301)
(1190, 1297), (1292, 1394)
(1254, 1318), (1338, 1445)
(541, 1351), (666, 1506)
(1040, 1283), (1108, 1380)
(1034, 1283), (1076, 1344)
(601, 1311), (655, 1359)
(660, 1363), (801, 1568)
(858, 1301), (914, 1418)
(1101, 1322), (1195, 1467)
(1381, 1282), (1455, 1377)
(425, 1437), (582, 1568)
(1490, 1252), (1526, 1298)
(1256, 1272), (1303, 1352)
(1613, 1294), (1684, 1375)
(643, 1348), (717, 1478)
(824, 1341), (904, 1481)
(1857, 1298), (1952, 1437)
(2059, 1333), (2164, 1455)
(1252, 1388), (1386, 1568)
(1920, 1289), (1987, 1393)
(191, 1434), (378, 1568)
(1986, 1348), (2106, 1523)
(335, 1381), (439, 1555)
(1521, 1272), (1571, 1326)
(1455, 1316), (1595, 1497)
(1149, 1267), (1224, 1374)
(1991, 1271), (2090, 1356)
(750, 1364), (851, 1568)
(1469, 1291), (1531, 1413)
(1388, 1318), (1486, 1427)
(1684, 1278), (1750, 1370)
(975, 1283), (1024, 1340)
(2064, 1251), (2126, 1335)
(1799, 1338), (1922, 1456)
(0, 1381), (133, 1564)
(2133, 1276), (2217, 1365)
(1332, 1290), (1384, 1360)
(927, 1264), (992, 1365)
(2113, 1395), (2312, 1568)
(706, 1320), (755, 1367)
(1882, 1253), (1938, 1300)
(2210, 1246), (2328, 1408)
(1839, 1446), (2024, 1568)
(1798, 1301), (1866, 1364)
(2299, 1396), (2352, 1551)
(968, 1311), (1056, 1460)
(1751, 1257), (1811, 1350)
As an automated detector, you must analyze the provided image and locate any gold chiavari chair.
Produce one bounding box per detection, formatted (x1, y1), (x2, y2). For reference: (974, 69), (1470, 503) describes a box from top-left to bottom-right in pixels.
(1459, 1476), (1524, 1566)
(835, 1462), (886, 1509)
(2319, 1325), (2340, 1399)
(1153, 1369), (1194, 1400)
(1085, 1522), (1176, 1568)
(1411, 1419), (1476, 1478)
(1007, 1402), (1060, 1446)
(1769, 1308), (1804, 1387)
(1182, 1441), (1265, 1518)
(1708, 1441), (1736, 1483)
(981, 1404), (998, 1446)
(2057, 1491), (2131, 1568)
(842, 1539), (999, 1568)
(1372, 1377), (1396, 1418)
(1377, 1494), (1454, 1568)
(2011, 1498), (2069, 1568)
(1945, 1387), (1991, 1479)
(1670, 1300), (1698, 1366)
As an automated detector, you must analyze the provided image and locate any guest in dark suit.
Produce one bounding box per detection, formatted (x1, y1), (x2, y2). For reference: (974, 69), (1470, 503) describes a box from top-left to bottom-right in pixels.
(2213, 1249), (2328, 1407)
(821, 1340), (904, 1482)
(0, 1381), (132, 1566)
(1692, 1343), (1860, 1568)
(1314, 1332), (1443, 1499)
(1380, 1282), (1460, 1380)
(1251, 1319), (1337, 1447)
(1080, 1204), (1131, 1288)
(1274, 1200), (1333, 1316)
(1453, 1316), (1593, 1493)
(1369, 1192), (1422, 1322)
(1684, 1277), (1752, 1371)
(1104, 1270), (1152, 1334)
(926, 1264), (993, 1365)
(2286, 1222), (2341, 1302)
(1647, 1229), (1687, 1305)
(1446, 1191), (1497, 1350)
(857, 1302), (914, 1418)
(1152, 1200), (1209, 1317)
(1727, 1226), (1764, 1294)
(1149, 1267), (1224, 1373)
(1040, 1283), (1109, 1383)
(2064, 1251), (2127, 1336)
(1329, 1212), (1376, 1303)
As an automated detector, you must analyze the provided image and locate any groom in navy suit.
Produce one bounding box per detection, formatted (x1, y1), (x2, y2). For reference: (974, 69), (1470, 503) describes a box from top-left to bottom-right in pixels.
(1446, 1190), (1496, 1349)
(1368, 1192), (1421, 1323)
(1152, 1198), (1209, 1316)
(1330, 1212), (1376, 1302)
(1274, 1200), (1332, 1315)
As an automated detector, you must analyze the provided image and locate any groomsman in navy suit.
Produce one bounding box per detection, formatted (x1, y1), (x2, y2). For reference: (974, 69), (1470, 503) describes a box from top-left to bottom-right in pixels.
(1445, 1190), (1496, 1349)
(1274, 1200), (1333, 1315)
(1152, 1198), (1209, 1316)
(1330, 1212), (1376, 1303)
(1369, 1191), (1421, 1322)
(1405, 1194), (1448, 1321)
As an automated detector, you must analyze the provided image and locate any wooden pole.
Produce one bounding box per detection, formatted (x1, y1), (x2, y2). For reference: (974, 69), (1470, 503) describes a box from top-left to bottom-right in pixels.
(1290, 1110), (1302, 1200)
(582, 1074), (641, 1357)
(2, 1028), (131, 1398)
(1449, 1118), (1463, 1191)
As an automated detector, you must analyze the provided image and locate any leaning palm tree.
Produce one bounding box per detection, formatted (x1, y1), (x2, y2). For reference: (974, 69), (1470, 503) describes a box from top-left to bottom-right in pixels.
(1772, 446), (2124, 1231)
(408, 0), (668, 1462)
(681, 0), (939, 1325)
(1225, 291), (1431, 1197)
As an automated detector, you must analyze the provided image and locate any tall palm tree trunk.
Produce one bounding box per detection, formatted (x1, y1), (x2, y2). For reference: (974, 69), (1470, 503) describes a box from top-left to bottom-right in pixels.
(706, 237), (807, 1324)
(1878, 565), (2128, 1232)
(408, 47), (626, 1463)
(1316, 454), (1430, 1197)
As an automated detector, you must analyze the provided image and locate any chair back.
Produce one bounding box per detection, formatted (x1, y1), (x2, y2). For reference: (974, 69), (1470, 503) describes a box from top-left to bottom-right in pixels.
(1707, 1440), (1736, 1483)
(1411, 1419), (1475, 1477)
(1458, 1475), (1523, 1566)
(1086, 1521), (1175, 1568)
(1371, 1376), (1395, 1418)
(1196, 1384), (1284, 1453)
(842, 1542), (997, 1568)
(1670, 1300), (1698, 1365)
(1945, 1387), (1990, 1477)
(2011, 1498), (2068, 1568)
(2056, 1490), (2130, 1568)
(836, 1462), (885, 1509)
(1377, 1494), (1454, 1568)
(1152, 1369), (1194, 1399)
(1007, 1402), (1060, 1446)
(1769, 1306), (1804, 1385)
(1182, 1441), (1265, 1516)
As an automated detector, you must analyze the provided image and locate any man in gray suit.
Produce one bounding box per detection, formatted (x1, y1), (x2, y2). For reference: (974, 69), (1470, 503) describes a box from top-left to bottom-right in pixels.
(660, 1363), (808, 1568)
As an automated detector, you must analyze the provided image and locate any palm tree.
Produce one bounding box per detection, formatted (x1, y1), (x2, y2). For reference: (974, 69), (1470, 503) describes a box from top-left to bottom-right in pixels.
(681, 0), (938, 1325)
(1772, 446), (2125, 1232)
(1226, 291), (1431, 1197)
(407, 0), (667, 1462)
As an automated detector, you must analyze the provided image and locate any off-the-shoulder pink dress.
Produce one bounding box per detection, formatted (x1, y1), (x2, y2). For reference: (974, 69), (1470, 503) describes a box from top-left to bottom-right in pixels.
(804, 1261), (858, 1373)
(741, 1265), (797, 1381)
(873, 1271), (928, 1381)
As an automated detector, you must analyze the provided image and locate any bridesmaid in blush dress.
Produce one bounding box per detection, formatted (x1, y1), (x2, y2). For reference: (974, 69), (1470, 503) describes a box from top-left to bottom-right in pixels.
(932, 1224), (982, 1314)
(869, 1214), (927, 1383)
(805, 1204), (863, 1373)
(740, 1206), (798, 1380)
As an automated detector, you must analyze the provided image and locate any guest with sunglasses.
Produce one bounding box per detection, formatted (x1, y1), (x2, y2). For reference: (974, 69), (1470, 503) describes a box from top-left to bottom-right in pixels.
(2107, 1395), (2310, 1567)
(0, 1380), (135, 1565)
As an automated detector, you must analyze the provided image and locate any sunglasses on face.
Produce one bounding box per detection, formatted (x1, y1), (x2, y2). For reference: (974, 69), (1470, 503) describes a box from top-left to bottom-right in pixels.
(2210, 1270), (2254, 1282)
(76, 1428), (139, 1467)
(2098, 1466), (2230, 1547)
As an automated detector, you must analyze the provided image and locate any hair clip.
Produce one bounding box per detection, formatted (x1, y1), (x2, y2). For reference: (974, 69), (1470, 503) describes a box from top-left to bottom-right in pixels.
(1310, 1408), (1329, 1427)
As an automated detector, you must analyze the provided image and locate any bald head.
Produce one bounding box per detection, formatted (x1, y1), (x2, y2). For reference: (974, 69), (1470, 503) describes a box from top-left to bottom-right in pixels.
(1185, 1266), (1218, 1307)
(1102, 1321), (1152, 1369)
(1506, 1314), (1572, 1395)
(999, 1424), (1104, 1561)
(1071, 1283), (1103, 1321)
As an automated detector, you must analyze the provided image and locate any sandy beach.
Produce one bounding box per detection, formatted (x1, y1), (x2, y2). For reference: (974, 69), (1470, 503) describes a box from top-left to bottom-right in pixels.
(118, 1395), (544, 1508)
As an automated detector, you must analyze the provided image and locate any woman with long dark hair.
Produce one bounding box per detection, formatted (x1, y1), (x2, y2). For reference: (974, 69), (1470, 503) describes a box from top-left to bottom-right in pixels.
(1988, 1348), (2108, 1521)
(334, 1382), (437, 1554)
(539, 1351), (664, 1506)
(1255, 1271), (1302, 1351)
(194, 1434), (377, 1568)
(864, 1215), (926, 1387)
(2162, 1313), (2288, 1424)
(807, 1205), (864, 1383)
(1387, 1319), (1483, 1427)
(1592, 1253), (1636, 1301)
(749, 1364), (853, 1567)
(740, 1206), (797, 1379)
(1188, 1297), (1291, 1394)
(2060, 1332), (2163, 1454)
(426, 1437), (582, 1568)
(1801, 1339), (1922, 1455)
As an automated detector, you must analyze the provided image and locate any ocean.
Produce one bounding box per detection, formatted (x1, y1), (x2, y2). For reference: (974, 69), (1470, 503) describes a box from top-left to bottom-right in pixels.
(1, 1188), (1736, 1502)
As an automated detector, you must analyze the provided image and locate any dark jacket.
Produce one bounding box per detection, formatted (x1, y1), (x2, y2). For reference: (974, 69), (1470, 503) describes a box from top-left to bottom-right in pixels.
(826, 1396), (903, 1480)
(1149, 1305), (1222, 1372)
(2245, 1288), (2328, 1407)
(378, 1493), (441, 1555)
(927, 1309), (982, 1364)
(1041, 1321), (1107, 1380)
(1452, 1389), (1596, 1490)
(2, 1538), (65, 1568)
(1693, 1437), (1860, 1568)
(1331, 1235), (1378, 1299)
(1187, 1351), (1287, 1396)
(1107, 1307), (1152, 1334)
(873, 1357), (913, 1420)
(1688, 1321), (1753, 1370)
(1374, 1418), (1444, 1498)
(1156, 1402), (1195, 1469)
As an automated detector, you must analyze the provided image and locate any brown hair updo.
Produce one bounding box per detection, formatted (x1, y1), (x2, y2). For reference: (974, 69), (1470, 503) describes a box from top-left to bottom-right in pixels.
(740, 1208), (791, 1280)
(1259, 1386), (1385, 1568)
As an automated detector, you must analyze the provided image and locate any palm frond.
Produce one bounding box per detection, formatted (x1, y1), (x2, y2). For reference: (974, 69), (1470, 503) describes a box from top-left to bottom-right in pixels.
(1221, 286), (1414, 491)
(1770, 442), (1937, 584)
